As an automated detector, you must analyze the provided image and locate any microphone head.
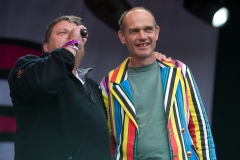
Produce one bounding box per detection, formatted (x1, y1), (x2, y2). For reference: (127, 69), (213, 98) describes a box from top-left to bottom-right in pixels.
(80, 29), (88, 37)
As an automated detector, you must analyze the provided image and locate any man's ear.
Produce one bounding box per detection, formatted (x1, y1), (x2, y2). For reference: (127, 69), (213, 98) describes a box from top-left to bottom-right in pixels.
(118, 30), (126, 44)
(155, 26), (160, 41)
(43, 42), (49, 53)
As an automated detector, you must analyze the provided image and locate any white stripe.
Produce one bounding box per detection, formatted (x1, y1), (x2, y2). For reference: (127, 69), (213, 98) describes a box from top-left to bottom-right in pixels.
(181, 63), (187, 77)
(182, 65), (191, 125)
(115, 135), (121, 160)
(121, 107), (124, 125)
(124, 72), (128, 81)
(0, 80), (12, 106)
(174, 99), (188, 159)
(164, 68), (173, 110)
(187, 69), (210, 159)
(116, 85), (136, 114)
(159, 63), (165, 68)
(100, 82), (107, 97)
(0, 142), (14, 160)
(179, 64), (190, 125)
(115, 108), (125, 160)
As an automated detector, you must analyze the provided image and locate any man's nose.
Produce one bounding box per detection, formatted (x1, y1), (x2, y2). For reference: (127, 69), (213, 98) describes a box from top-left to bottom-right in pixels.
(138, 30), (147, 39)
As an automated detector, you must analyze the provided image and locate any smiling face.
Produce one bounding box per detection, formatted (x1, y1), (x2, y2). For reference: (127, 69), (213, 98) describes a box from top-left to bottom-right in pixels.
(118, 9), (160, 67)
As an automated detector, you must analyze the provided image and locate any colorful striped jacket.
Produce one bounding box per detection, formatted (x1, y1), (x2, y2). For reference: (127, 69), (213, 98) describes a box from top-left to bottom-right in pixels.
(100, 57), (216, 160)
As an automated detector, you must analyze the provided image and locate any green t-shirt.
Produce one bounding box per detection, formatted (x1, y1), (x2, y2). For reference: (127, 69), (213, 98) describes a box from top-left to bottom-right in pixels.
(128, 61), (170, 160)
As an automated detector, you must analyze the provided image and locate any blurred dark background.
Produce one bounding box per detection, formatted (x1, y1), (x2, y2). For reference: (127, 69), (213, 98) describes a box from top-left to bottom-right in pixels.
(211, 0), (240, 159)
(0, 0), (239, 159)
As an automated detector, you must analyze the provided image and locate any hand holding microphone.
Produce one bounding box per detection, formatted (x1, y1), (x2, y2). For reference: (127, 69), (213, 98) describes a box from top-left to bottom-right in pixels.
(62, 26), (88, 56)
(73, 27), (88, 49)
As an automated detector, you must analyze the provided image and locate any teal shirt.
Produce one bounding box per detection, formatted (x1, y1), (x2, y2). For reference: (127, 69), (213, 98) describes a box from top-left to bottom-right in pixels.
(128, 61), (170, 160)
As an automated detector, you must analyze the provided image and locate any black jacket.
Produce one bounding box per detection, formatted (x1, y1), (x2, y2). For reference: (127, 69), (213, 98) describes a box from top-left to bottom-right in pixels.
(8, 49), (111, 160)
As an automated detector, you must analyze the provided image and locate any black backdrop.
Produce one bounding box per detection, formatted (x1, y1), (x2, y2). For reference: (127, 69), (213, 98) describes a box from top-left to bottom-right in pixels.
(212, 0), (240, 159)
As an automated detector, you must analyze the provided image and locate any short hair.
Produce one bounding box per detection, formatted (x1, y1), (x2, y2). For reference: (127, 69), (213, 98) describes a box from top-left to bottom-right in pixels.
(43, 15), (82, 43)
(118, 6), (158, 34)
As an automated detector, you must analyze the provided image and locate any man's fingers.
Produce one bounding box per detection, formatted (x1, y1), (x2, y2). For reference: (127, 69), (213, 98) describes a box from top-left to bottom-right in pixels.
(162, 54), (167, 60)
(154, 51), (167, 60)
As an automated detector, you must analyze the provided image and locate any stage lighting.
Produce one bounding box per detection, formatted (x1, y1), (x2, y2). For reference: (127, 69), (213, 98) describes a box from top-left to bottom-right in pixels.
(183, 0), (229, 28)
(212, 7), (229, 27)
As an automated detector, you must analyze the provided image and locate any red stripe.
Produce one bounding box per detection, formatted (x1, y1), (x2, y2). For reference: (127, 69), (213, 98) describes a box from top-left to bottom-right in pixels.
(188, 114), (197, 149)
(111, 65), (121, 82)
(168, 119), (179, 160)
(110, 136), (116, 158)
(0, 45), (41, 69)
(0, 116), (16, 132)
(127, 119), (135, 160)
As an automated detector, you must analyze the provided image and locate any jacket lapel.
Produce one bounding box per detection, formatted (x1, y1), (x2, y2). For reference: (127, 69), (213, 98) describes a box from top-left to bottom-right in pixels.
(110, 58), (182, 128)
(110, 58), (138, 129)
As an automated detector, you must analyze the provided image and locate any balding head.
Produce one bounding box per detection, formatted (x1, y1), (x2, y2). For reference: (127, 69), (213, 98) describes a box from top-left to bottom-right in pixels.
(118, 6), (158, 34)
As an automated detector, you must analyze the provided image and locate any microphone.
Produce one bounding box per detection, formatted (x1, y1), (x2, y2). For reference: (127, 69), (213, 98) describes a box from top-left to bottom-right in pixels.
(80, 29), (88, 37)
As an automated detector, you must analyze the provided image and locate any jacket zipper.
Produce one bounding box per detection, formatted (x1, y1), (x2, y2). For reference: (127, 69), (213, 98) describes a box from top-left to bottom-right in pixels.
(84, 82), (95, 104)
(87, 91), (95, 104)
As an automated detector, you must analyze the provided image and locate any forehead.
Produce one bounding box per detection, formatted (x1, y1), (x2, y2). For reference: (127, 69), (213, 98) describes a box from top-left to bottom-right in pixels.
(123, 10), (155, 28)
(52, 20), (77, 31)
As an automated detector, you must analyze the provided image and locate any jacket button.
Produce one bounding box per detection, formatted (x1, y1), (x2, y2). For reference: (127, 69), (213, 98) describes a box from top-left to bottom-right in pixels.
(181, 128), (185, 134)
(168, 129), (172, 134)
(187, 151), (192, 157)
(68, 157), (72, 160)
(173, 154), (177, 159)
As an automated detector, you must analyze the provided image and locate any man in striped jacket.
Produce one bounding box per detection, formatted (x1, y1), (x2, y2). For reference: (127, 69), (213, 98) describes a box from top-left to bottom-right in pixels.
(100, 7), (216, 160)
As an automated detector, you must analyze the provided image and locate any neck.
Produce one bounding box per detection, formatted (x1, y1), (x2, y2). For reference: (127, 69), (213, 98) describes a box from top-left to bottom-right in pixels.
(129, 55), (155, 67)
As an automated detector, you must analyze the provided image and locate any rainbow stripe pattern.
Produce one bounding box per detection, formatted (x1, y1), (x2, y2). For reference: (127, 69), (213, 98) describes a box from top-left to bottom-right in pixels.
(100, 57), (216, 160)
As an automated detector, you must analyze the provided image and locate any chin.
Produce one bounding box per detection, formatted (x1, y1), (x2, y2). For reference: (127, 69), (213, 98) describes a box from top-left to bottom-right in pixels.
(137, 51), (152, 57)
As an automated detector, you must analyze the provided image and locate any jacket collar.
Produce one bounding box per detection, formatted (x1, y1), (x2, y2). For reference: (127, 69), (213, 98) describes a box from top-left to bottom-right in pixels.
(109, 57), (181, 128)
(110, 57), (177, 84)
(76, 68), (92, 83)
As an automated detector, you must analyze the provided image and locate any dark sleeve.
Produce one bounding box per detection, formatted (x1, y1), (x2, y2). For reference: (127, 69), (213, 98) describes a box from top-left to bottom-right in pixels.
(98, 85), (108, 120)
(8, 48), (75, 104)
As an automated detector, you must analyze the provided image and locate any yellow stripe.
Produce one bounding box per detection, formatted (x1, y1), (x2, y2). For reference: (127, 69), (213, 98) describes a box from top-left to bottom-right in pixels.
(122, 115), (129, 160)
(108, 70), (117, 138)
(169, 68), (180, 116)
(115, 58), (130, 83)
(185, 79), (203, 159)
(168, 68), (183, 158)
(102, 90), (111, 132)
(163, 59), (175, 67)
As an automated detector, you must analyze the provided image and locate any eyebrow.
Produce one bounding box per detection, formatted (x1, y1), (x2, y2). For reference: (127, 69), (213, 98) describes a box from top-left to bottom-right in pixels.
(128, 25), (154, 32)
(58, 28), (68, 32)
(128, 28), (139, 32)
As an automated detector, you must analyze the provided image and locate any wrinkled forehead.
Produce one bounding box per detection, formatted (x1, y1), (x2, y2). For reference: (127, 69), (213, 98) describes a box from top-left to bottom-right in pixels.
(53, 20), (77, 31)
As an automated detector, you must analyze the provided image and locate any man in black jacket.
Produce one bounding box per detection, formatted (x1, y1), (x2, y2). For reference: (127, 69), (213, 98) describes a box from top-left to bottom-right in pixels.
(8, 15), (111, 160)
